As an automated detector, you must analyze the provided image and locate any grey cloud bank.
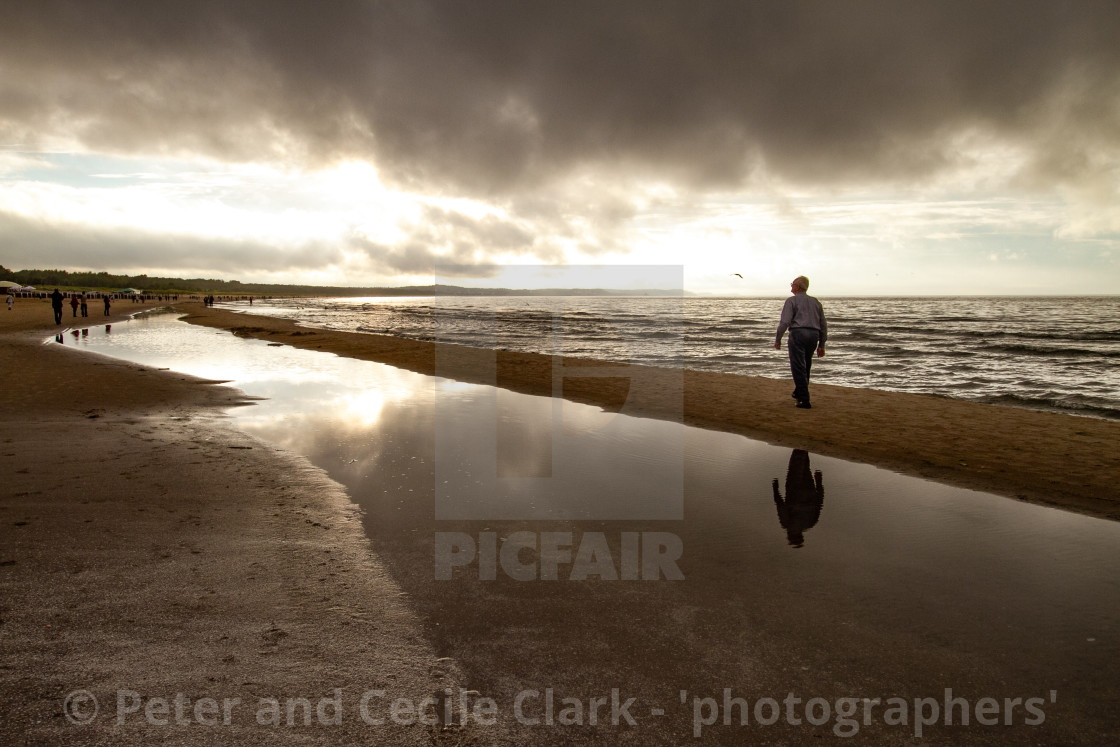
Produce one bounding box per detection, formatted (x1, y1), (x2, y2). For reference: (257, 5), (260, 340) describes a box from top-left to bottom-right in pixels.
(4, 0), (1119, 196)
(0, 208), (520, 281)
(0, 210), (341, 277)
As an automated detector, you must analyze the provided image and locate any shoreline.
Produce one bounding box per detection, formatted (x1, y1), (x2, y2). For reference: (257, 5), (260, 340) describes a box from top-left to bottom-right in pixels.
(179, 302), (1120, 520)
(0, 299), (476, 743)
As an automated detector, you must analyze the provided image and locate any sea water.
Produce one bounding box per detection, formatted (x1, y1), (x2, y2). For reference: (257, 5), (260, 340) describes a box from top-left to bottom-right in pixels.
(223, 295), (1120, 419)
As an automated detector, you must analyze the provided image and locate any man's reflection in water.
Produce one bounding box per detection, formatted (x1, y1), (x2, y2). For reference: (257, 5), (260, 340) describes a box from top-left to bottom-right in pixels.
(772, 449), (825, 548)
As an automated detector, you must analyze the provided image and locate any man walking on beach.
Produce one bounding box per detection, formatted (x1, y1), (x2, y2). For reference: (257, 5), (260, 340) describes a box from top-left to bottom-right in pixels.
(774, 276), (826, 409)
(50, 289), (64, 325)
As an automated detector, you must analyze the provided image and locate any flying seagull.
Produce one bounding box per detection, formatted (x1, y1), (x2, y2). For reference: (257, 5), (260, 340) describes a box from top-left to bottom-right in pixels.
(732, 273), (743, 278)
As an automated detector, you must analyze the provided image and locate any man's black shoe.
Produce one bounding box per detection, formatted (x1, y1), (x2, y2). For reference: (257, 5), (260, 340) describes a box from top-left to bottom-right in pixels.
(796, 401), (812, 409)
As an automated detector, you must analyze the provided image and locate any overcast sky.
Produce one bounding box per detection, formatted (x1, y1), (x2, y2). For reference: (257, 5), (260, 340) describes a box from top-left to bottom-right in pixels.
(2, 0), (1118, 294)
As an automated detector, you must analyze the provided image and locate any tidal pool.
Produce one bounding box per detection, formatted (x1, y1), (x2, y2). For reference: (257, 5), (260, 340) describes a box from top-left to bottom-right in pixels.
(68, 313), (1120, 743)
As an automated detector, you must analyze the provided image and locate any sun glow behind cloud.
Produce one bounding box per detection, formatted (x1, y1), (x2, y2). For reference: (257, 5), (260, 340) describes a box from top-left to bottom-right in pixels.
(1, 146), (1115, 295)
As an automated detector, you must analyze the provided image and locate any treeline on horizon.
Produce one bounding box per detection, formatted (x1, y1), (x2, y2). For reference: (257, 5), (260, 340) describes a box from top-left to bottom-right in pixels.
(0, 267), (684, 297)
(0, 266), (373, 295)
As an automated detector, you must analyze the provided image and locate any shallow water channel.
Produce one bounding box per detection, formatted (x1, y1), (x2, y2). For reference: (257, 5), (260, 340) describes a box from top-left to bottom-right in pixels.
(65, 313), (1120, 743)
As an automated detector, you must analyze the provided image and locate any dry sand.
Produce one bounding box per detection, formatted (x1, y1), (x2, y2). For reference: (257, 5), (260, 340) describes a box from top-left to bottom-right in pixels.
(0, 299), (478, 744)
(180, 302), (1120, 519)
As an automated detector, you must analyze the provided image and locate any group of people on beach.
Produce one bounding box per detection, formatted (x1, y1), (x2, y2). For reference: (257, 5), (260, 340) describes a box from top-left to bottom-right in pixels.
(48, 289), (112, 325)
(43, 289), (187, 325)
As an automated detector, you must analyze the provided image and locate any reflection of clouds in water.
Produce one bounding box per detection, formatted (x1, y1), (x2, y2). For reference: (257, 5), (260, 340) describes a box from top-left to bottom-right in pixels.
(237, 395), (436, 521)
(77, 312), (439, 447)
(233, 377), (432, 435)
(213, 367), (339, 387)
(77, 314), (342, 387)
(340, 389), (385, 427)
(434, 378), (479, 394)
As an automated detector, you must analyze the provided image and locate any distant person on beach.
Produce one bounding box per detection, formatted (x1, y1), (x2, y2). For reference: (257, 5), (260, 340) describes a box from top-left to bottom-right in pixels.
(6, 294), (12, 311)
(774, 275), (826, 409)
(80, 293), (88, 317)
(103, 295), (111, 316)
(772, 449), (825, 548)
(69, 294), (79, 318)
(51, 289), (64, 325)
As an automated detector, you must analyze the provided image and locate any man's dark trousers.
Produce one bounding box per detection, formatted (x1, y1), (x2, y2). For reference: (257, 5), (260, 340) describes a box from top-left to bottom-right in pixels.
(788, 327), (820, 404)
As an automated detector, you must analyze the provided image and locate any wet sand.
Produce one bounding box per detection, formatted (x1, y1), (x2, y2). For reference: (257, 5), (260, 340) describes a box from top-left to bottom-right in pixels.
(180, 302), (1120, 519)
(0, 300), (472, 744)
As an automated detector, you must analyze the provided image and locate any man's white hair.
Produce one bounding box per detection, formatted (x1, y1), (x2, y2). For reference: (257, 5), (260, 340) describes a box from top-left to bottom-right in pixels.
(793, 276), (809, 291)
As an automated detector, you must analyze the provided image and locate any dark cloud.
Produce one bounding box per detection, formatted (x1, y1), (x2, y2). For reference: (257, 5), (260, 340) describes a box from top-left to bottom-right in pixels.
(344, 234), (500, 280)
(3, 0), (1119, 197)
(346, 204), (556, 277)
